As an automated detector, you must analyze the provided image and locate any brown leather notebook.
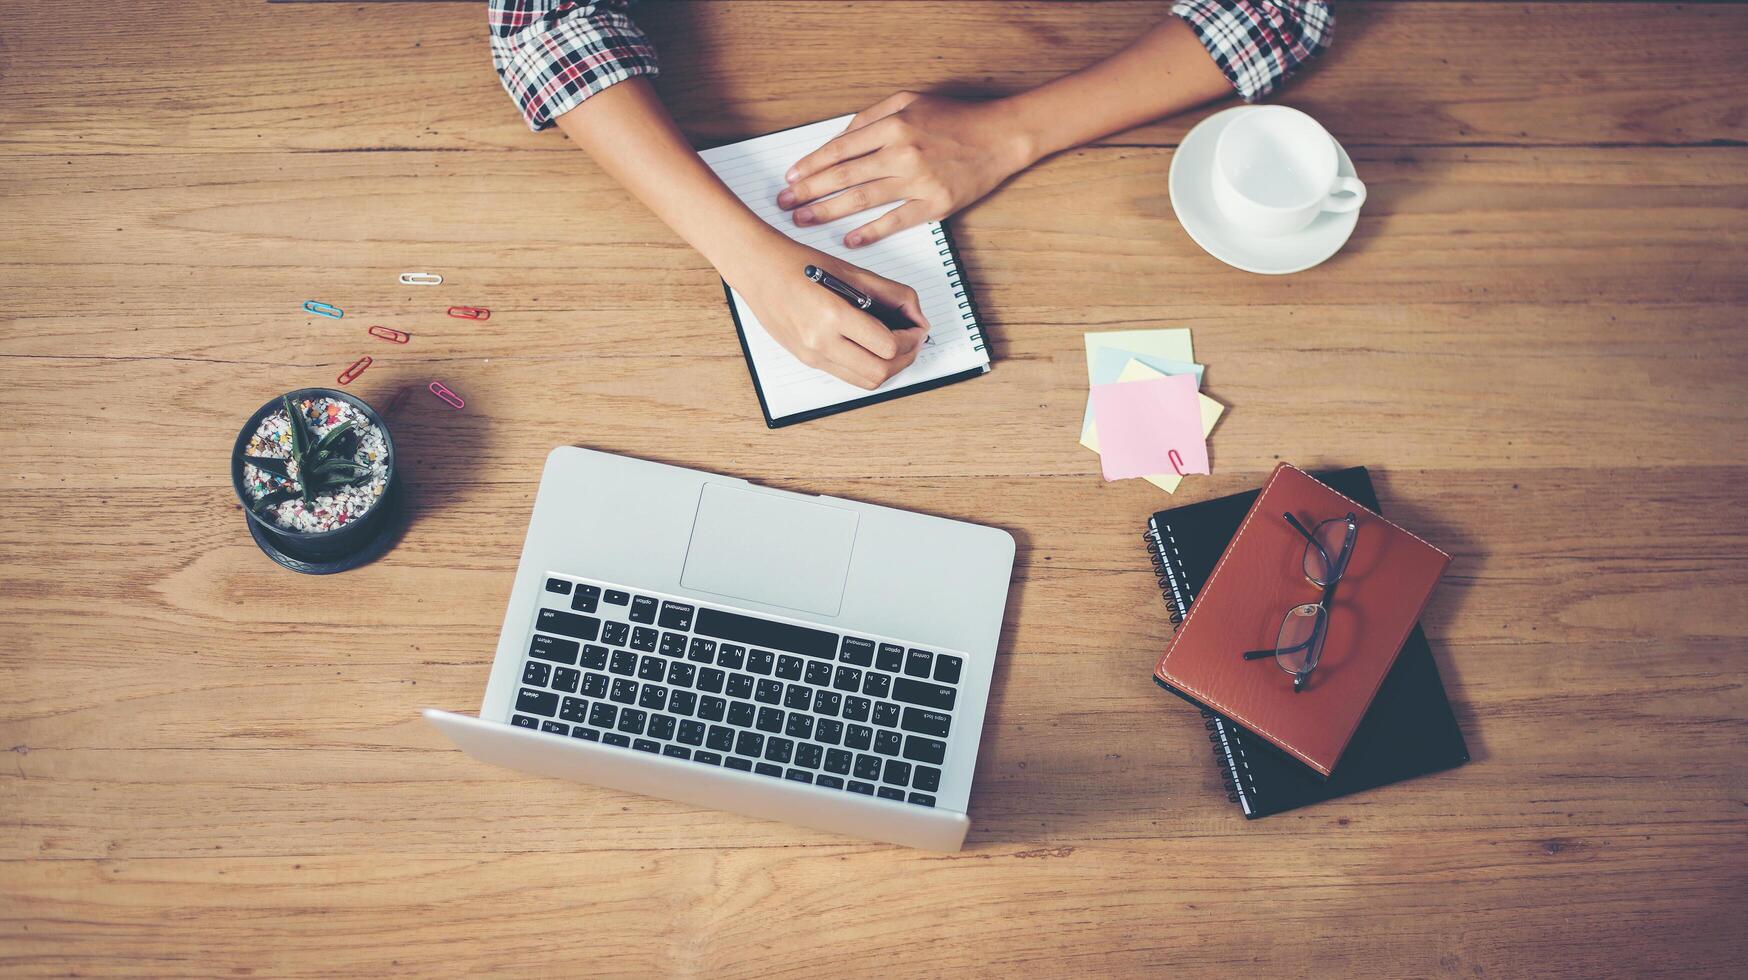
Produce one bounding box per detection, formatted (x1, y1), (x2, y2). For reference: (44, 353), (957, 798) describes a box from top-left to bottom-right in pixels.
(1152, 462), (1451, 777)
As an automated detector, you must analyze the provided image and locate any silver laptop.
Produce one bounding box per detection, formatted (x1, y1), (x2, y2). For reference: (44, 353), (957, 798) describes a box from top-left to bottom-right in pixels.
(425, 447), (1016, 851)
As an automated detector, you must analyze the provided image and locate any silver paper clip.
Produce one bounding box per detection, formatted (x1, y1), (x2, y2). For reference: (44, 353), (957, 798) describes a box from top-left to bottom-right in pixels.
(303, 300), (343, 319)
(399, 272), (443, 286)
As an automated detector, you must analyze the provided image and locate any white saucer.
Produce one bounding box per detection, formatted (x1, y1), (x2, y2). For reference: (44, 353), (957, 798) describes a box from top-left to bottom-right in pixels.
(1168, 106), (1361, 275)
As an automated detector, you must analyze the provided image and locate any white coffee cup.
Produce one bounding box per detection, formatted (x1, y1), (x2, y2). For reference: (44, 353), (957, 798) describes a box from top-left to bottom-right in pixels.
(1211, 106), (1365, 238)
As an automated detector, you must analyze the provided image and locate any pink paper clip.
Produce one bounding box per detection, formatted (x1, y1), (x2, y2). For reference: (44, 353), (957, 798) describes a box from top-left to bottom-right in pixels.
(337, 356), (372, 385)
(1168, 449), (1186, 476)
(428, 380), (465, 409)
(369, 325), (410, 344)
(447, 306), (490, 321)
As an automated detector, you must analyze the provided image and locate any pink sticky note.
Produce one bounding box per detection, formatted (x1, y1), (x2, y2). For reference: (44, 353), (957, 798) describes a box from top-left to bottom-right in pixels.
(1090, 375), (1210, 481)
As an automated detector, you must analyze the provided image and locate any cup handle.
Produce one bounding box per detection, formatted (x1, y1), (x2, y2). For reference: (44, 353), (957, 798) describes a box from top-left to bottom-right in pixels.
(1324, 175), (1366, 213)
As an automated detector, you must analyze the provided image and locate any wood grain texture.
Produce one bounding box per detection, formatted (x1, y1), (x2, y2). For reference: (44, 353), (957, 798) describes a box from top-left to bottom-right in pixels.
(2, 0), (1746, 976)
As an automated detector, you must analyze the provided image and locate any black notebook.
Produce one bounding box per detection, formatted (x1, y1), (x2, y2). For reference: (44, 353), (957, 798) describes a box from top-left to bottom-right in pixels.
(1144, 467), (1469, 818)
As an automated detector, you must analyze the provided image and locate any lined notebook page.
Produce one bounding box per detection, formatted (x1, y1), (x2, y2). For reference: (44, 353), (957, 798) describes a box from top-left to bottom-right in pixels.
(699, 116), (989, 422)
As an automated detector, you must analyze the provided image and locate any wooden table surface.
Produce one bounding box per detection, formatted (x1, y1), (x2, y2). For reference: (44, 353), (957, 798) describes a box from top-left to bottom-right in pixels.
(3, 1), (1745, 975)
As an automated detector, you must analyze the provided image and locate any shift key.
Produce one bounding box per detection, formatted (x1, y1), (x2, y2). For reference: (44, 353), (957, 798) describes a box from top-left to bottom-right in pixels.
(537, 608), (600, 641)
(892, 677), (956, 711)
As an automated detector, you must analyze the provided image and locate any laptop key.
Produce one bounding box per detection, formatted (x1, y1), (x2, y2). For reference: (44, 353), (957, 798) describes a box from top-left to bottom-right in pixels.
(727, 702), (755, 727)
(580, 645), (609, 670)
(667, 662), (696, 687)
(668, 690), (697, 716)
(934, 654), (963, 684)
(908, 793), (936, 807)
(776, 655), (804, 681)
(904, 649), (933, 678)
(693, 751), (722, 766)
(848, 781), (876, 795)
(913, 765), (941, 792)
(678, 720), (706, 746)
(605, 589), (629, 606)
(545, 577), (571, 594)
(874, 730), (903, 755)
(840, 636), (876, 666)
(537, 608), (599, 642)
(609, 678), (638, 704)
(571, 726), (601, 742)
(754, 679), (783, 705)
(882, 759), (912, 786)
(901, 707), (952, 738)
(529, 634), (579, 665)
(632, 739), (659, 754)
(764, 737), (794, 764)
(522, 661), (551, 687)
(785, 713), (814, 740)
(511, 714), (539, 729)
(747, 649), (775, 675)
(726, 757), (752, 771)
(872, 702), (900, 728)
(602, 732), (631, 747)
(617, 709), (647, 735)
(716, 644), (746, 669)
(659, 632), (687, 657)
(552, 666), (580, 694)
(570, 585), (600, 613)
(516, 688), (559, 717)
(854, 754), (883, 780)
(876, 644), (905, 672)
(698, 695), (727, 722)
(638, 655), (666, 681)
(648, 714), (677, 740)
(630, 627), (658, 652)
(688, 638), (716, 663)
(825, 748), (853, 774)
(693, 608), (837, 660)
(815, 719), (844, 745)
(559, 696), (588, 723)
(845, 724), (873, 750)
(727, 673), (754, 699)
(663, 745), (691, 760)
(756, 706), (784, 733)
(698, 667), (727, 694)
(589, 702), (617, 728)
(706, 725), (735, 752)
(878, 787), (906, 801)
(834, 666), (862, 693)
(755, 763), (783, 779)
(639, 685), (668, 711)
(785, 769), (813, 783)
(816, 774), (844, 789)
(892, 677), (956, 711)
(601, 622), (629, 647)
(795, 743), (823, 769)
(862, 671), (891, 699)
(805, 659), (834, 686)
(581, 672), (609, 698)
(609, 650), (637, 675)
(813, 690), (842, 717)
(659, 601), (695, 630)
(843, 696), (872, 722)
(629, 595), (658, 624)
(903, 735), (947, 765)
(784, 684), (812, 710)
(735, 731), (764, 757)
(539, 721), (565, 737)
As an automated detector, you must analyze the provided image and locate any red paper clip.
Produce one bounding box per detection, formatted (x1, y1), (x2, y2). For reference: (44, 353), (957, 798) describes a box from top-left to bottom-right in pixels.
(1168, 449), (1186, 476)
(428, 380), (465, 409)
(447, 306), (490, 321)
(337, 356), (372, 385)
(369, 325), (410, 344)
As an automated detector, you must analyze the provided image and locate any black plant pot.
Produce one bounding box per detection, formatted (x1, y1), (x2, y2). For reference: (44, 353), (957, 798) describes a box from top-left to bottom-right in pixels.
(230, 387), (401, 574)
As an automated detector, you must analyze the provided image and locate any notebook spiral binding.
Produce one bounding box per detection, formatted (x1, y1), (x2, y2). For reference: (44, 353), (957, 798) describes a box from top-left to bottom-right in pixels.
(1145, 522), (1242, 804)
(932, 222), (986, 354)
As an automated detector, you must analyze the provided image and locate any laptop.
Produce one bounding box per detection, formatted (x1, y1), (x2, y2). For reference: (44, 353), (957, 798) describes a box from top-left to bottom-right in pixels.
(425, 447), (1016, 851)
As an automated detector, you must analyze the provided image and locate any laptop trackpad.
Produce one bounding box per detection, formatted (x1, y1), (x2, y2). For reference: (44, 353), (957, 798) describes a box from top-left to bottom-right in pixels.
(681, 484), (858, 617)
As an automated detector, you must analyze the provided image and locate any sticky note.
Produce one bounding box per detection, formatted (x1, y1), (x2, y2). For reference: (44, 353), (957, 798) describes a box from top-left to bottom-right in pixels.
(1091, 374), (1210, 481)
(1080, 346), (1204, 450)
(1084, 359), (1225, 492)
(1084, 329), (1194, 382)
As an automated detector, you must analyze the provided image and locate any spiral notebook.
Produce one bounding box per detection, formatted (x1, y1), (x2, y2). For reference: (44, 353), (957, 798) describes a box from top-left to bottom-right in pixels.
(700, 116), (990, 427)
(1144, 467), (1469, 818)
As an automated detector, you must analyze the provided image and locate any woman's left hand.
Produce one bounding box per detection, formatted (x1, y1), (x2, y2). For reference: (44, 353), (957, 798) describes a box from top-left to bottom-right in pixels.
(776, 91), (1036, 249)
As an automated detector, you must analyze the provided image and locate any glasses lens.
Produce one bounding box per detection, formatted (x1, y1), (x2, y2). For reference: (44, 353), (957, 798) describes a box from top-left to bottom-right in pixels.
(1302, 517), (1355, 586)
(1275, 603), (1325, 675)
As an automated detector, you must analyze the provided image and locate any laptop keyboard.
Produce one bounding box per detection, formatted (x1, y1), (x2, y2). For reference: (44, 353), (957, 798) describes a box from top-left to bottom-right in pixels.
(508, 574), (967, 809)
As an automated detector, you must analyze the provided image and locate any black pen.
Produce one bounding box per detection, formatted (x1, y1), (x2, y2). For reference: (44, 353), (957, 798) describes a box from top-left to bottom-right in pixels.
(804, 265), (919, 332)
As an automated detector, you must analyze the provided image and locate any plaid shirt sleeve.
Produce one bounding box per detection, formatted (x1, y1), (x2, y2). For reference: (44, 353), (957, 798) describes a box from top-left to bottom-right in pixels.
(489, 0), (660, 132)
(1170, 0), (1334, 102)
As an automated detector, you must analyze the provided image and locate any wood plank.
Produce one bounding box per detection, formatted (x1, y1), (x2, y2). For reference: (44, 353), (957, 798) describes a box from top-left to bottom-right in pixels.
(2, 3), (1745, 155)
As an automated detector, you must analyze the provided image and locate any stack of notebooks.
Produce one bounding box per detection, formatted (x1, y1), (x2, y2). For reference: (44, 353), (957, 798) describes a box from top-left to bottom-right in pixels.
(1144, 463), (1469, 817)
(1080, 329), (1224, 493)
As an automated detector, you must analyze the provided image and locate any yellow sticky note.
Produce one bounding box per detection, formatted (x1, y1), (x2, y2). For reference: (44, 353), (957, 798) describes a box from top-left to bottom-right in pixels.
(1083, 358), (1224, 493)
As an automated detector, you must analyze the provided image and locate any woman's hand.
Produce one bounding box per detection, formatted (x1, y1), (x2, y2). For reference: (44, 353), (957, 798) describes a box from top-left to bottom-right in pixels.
(775, 91), (1037, 249)
(725, 239), (931, 391)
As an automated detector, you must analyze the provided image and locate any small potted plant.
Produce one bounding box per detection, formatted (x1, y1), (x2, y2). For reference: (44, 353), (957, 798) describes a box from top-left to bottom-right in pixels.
(230, 388), (398, 572)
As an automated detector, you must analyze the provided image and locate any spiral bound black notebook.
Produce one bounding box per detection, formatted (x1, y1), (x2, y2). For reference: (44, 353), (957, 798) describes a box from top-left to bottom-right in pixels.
(1144, 467), (1470, 818)
(700, 116), (990, 428)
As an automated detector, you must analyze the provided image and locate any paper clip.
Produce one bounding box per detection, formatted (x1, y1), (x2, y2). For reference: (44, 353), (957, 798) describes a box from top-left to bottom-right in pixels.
(368, 325), (411, 344)
(337, 356), (372, 385)
(304, 300), (343, 319)
(447, 306), (490, 321)
(1168, 449), (1186, 477)
(428, 380), (465, 409)
(399, 272), (443, 286)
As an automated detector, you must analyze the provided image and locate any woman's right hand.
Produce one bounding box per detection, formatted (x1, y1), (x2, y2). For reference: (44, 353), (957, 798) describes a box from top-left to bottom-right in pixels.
(726, 241), (931, 390)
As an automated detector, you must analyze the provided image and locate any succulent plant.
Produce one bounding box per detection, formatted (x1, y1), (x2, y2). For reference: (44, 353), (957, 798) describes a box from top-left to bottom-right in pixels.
(244, 395), (372, 515)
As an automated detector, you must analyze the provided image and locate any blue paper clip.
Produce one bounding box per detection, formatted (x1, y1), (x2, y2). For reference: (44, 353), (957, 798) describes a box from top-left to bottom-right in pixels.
(303, 300), (343, 319)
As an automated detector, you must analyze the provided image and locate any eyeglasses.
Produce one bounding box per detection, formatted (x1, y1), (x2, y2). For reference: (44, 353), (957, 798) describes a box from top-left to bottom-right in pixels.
(1240, 511), (1359, 693)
